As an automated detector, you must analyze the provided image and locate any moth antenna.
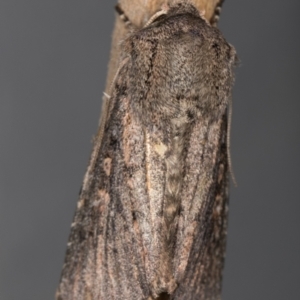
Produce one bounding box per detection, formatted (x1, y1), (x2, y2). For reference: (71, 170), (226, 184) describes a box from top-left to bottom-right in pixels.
(144, 4), (169, 28)
(115, 4), (133, 28)
(210, 0), (224, 26)
(227, 96), (237, 186)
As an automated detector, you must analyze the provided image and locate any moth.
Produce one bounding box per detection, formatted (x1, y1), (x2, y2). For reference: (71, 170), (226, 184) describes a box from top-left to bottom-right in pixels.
(56, 2), (236, 300)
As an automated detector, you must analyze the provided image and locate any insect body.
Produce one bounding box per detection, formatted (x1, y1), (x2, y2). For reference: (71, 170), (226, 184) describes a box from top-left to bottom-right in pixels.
(57, 2), (236, 300)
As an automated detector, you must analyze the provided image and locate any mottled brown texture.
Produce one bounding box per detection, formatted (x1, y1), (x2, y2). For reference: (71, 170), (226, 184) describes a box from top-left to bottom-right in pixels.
(57, 2), (236, 300)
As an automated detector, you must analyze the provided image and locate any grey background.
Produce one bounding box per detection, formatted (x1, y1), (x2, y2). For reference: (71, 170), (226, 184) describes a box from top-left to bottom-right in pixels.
(1, 0), (299, 299)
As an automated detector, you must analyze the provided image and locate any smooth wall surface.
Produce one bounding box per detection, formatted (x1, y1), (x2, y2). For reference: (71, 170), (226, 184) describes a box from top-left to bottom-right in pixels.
(1, 1), (299, 299)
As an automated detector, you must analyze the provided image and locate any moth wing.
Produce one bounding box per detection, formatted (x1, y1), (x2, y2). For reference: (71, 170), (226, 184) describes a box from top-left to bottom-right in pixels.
(56, 64), (155, 300)
(173, 113), (229, 299)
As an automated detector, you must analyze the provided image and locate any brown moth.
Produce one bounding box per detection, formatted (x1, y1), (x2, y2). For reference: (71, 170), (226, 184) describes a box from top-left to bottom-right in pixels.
(56, 2), (236, 299)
